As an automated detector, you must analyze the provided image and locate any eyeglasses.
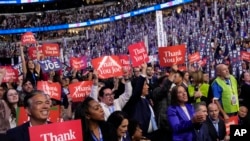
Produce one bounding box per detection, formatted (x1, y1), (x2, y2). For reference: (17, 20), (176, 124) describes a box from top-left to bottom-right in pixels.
(104, 93), (115, 97)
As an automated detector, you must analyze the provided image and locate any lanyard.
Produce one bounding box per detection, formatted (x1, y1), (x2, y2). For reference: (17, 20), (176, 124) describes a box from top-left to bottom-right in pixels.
(225, 79), (234, 95)
(109, 105), (115, 113)
(91, 127), (103, 141)
(32, 73), (37, 86)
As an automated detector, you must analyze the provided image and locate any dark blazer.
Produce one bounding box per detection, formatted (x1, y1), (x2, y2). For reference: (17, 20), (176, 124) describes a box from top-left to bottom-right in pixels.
(98, 122), (117, 141)
(84, 121), (117, 141)
(121, 132), (131, 141)
(123, 76), (152, 135)
(152, 78), (173, 130)
(6, 122), (30, 141)
(194, 123), (212, 141)
(240, 83), (250, 110)
(167, 104), (195, 141)
(6, 121), (53, 141)
(205, 117), (226, 141)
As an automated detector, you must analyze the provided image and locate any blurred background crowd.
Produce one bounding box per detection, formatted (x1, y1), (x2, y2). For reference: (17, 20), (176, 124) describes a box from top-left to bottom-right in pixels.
(0, 0), (249, 76)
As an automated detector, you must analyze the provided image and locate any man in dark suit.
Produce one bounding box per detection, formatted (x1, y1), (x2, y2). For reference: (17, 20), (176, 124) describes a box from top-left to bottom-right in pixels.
(205, 103), (226, 141)
(6, 90), (51, 141)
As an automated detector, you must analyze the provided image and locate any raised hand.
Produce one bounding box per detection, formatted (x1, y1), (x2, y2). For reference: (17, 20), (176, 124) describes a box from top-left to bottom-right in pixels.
(0, 68), (6, 80)
(172, 64), (178, 72)
(192, 111), (206, 123)
(93, 70), (99, 85)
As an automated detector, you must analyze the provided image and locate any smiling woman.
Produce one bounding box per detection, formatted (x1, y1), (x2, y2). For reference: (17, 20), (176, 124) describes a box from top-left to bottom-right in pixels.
(3, 88), (21, 129)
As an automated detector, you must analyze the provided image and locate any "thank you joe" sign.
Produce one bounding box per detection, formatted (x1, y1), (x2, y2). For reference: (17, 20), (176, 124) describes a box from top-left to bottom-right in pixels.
(29, 120), (83, 141)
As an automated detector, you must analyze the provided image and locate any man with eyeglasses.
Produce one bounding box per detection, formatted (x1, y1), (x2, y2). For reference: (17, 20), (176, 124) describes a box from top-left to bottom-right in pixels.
(90, 70), (132, 120)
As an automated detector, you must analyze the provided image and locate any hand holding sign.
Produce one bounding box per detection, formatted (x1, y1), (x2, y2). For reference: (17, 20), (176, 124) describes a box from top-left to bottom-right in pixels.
(172, 64), (178, 72)
(42, 43), (60, 57)
(21, 32), (36, 45)
(0, 68), (6, 83)
(128, 42), (149, 67)
(121, 68), (130, 84)
(92, 70), (99, 86)
(68, 81), (93, 102)
(38, 59), (62, 73)
(0, 68), (6, 77)
(158, 44), (186, 67)
(28, 47), (44, 60)
(188, 52), (200, 64)
(37, 81), (61, 101)
(119, 55), (131, 71)
(92, 56), (123, 79)
(0, 66), (18, 83)
(70, 56), (87, 71)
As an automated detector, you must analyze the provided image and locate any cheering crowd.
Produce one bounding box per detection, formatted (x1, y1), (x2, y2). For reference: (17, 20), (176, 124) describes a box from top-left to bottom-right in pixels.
(0, 0), (249, 75)
(1, 58), (250, 141)
(0, 0), (250, 141)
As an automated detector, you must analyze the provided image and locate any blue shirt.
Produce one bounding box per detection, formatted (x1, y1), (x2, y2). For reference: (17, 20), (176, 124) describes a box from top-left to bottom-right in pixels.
(212, 79), (231, 108)
(212, 81), (223, 101)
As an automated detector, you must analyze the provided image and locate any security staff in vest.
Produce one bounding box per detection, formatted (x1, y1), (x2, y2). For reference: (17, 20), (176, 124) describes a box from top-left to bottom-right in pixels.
(188, 70), (209, 104)
(212, 64), (239, 122)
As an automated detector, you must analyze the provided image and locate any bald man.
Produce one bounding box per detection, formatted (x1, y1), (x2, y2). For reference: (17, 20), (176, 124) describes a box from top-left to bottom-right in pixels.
(205, 103), (226, 141)
(211, 64), (239, 121)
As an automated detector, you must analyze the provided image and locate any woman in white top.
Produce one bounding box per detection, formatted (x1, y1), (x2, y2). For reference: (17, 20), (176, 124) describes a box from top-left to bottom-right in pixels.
(3, 88), (20, 128)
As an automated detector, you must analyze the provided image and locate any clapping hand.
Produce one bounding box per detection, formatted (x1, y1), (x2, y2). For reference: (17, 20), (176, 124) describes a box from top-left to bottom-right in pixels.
(192, 111), (206, 123)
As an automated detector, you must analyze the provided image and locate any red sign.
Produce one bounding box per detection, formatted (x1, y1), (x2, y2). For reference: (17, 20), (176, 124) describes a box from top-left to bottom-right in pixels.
(16, 106), (61, 126)
(158, 44), (186, 67)
(42, 43), (60, 57)
(188, 52), (200, 64)
(28, 47), (44, 60)
(119, 55), (131, 71)
(70, 56), (87, 71)
(241, 51), (250, 61)
(178, 66), (187, 71)
(69, 81), (93, 102)
(37, 81), (61, 101)
(198, 58), (207, 67)
(0, 66), (18, 82)
(29, 120), (83, 141)
(128, 42), (149, 67)
(225, 116), (238, 135)
(21, 32), (36, 45)
(92, 55), (124, 79)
